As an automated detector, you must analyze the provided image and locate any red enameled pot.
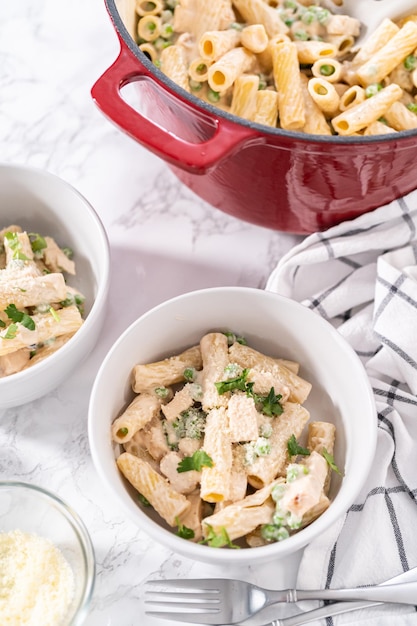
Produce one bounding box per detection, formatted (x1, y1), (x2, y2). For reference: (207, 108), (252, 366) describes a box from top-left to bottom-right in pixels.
(92, 0), (417, 234)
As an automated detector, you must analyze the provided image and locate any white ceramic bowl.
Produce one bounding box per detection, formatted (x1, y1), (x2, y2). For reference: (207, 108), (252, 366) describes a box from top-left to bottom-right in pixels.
(0, 481), (95, 625)
(88, 287), (377, 565)
(0, 163), (110, 409)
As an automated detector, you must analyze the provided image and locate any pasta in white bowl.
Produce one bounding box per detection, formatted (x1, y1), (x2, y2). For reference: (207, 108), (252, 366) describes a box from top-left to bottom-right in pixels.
(0, 163), (110, 409)
(88, 286), (377, 565)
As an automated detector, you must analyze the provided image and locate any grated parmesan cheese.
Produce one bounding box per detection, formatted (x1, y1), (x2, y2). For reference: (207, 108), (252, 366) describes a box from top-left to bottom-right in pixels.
(0, 529), (75, 626)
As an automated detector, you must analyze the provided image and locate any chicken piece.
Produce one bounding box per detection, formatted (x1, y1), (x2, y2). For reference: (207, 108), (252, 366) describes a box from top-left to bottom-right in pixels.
(178, 437), (201, 456)
(227, 393), (259, 442)
(43, 236), (75, 275)
(161, 384), (194, 422)
(0, 348), (30, 377)
(159, 451), (201, 495)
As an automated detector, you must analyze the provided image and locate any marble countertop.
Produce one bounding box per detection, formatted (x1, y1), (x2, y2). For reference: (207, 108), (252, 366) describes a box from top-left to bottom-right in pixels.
(0, 1), (305, 624)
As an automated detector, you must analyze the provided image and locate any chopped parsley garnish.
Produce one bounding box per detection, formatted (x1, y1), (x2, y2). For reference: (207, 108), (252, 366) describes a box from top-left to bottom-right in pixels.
(4, 323), (18, 339)
(215, 368), (250, 394)
(216, 369), (283, 417)
(4, 232), (29, 261)
(175, 517), (195, 539)
(259, 387), (284, 417)
(4, 304), (35, 331)
(322, 447), (343, 475)
(28, 232), (47, 254)
(223, 331), (247, 346)
(0, 320), (5, 328)
(49, 307), (60, 322)
(200, 524), (240, 548)
(177, 450), (213, 473)
(287, 434), (310, 457)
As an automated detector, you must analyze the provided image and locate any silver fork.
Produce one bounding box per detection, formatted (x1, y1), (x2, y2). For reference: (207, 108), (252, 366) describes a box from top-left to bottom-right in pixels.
(144, 575), (417, 624)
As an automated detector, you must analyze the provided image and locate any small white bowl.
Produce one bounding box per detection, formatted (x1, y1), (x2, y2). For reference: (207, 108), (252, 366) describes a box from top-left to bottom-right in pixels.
(0, 163), (110, 409)
(88, 287), (377, 565)
(0, 481), (95, 625)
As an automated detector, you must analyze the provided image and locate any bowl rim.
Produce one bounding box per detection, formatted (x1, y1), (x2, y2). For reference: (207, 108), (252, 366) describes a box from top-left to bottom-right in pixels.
(0, 162), (111, 387)
(105, 0), (417, 147)
(88, 286), (378, 563)
(0, 480), (96, 623)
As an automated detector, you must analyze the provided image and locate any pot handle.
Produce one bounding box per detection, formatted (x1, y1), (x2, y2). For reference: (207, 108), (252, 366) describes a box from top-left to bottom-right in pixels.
(91, 38), (262, 174)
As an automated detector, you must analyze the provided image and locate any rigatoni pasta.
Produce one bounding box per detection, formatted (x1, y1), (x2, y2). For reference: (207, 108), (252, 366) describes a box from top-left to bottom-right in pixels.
(308, 76), (340, 116)
(252, 89), (279, 127)
(207, 46), (256, 91)
(272, 40), (305, 130)
(331, 82), (403, 135)
(132, 0), (417, 136)
(230, 73), (260, 119)
(356, 21), (417, 86)
(113, 330), (342, 548)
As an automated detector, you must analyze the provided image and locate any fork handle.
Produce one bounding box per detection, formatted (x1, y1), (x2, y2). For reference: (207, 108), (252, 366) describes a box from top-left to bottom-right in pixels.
(271, 600), (382, 626)
(292, 581), (417, 605)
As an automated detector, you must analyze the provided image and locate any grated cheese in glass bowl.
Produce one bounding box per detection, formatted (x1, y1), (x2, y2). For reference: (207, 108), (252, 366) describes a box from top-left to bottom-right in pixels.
(0, 481), (95, 626)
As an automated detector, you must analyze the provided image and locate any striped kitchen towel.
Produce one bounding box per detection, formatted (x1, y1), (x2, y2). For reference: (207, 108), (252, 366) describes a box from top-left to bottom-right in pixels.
(266, 191), (417, 625)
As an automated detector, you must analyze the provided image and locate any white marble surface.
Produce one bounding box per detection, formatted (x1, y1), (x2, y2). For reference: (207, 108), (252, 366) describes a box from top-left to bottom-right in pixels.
(0, 1), (306, 624)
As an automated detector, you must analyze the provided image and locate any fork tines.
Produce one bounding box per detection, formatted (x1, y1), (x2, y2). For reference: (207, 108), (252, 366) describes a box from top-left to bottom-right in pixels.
(145, 579), (221, 618)
(146, 578), (222, 591)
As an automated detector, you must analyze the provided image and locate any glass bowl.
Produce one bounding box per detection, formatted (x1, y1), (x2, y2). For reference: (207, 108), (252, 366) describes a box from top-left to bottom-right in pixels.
(0, 481), (95, 625)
